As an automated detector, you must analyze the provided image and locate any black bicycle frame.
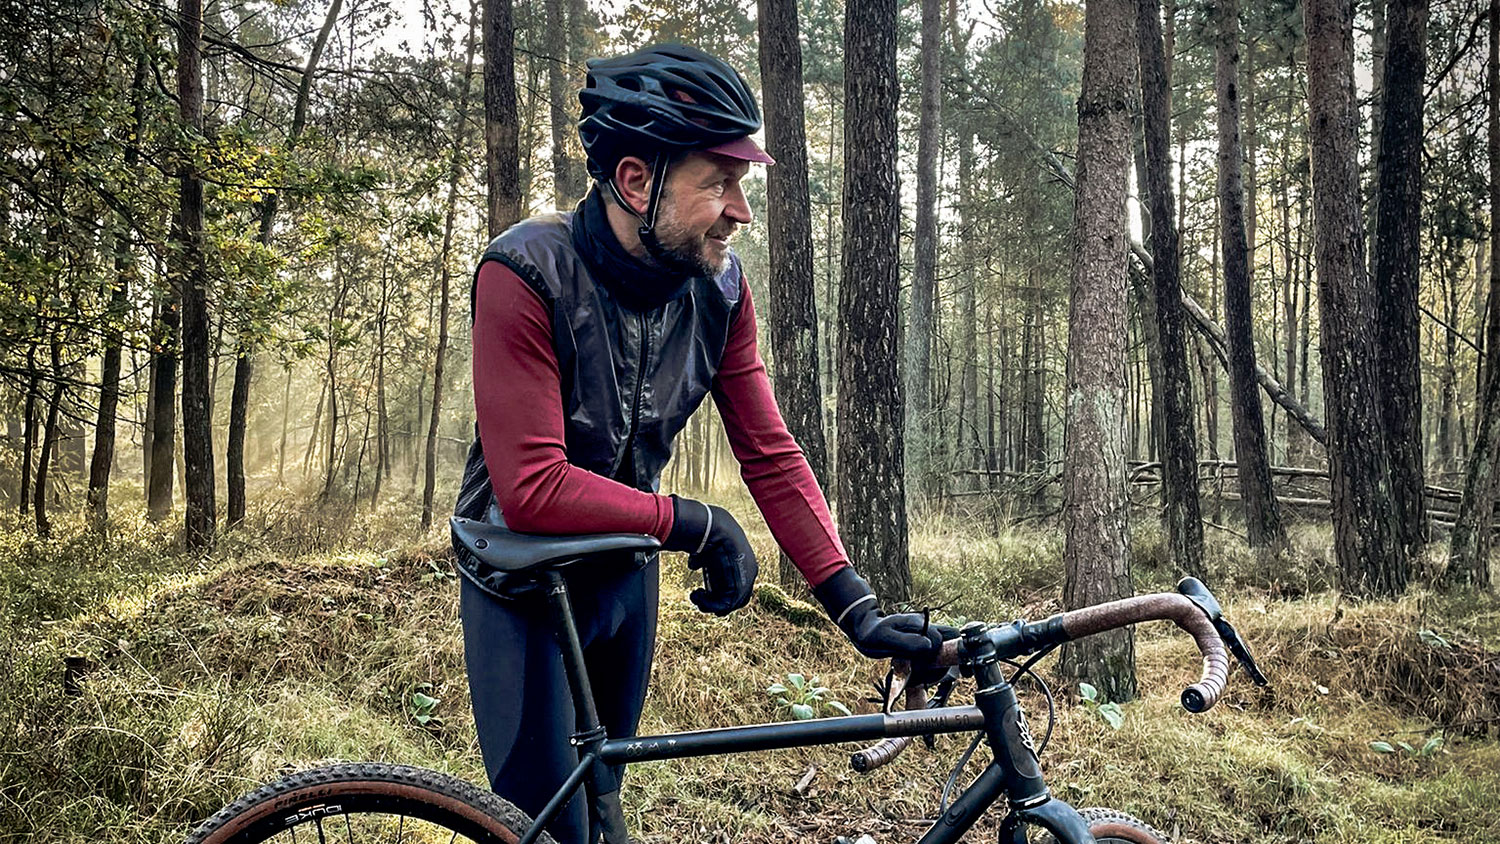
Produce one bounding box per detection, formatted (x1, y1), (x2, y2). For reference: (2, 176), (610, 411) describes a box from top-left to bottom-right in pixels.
(515, 569), (1094, 844)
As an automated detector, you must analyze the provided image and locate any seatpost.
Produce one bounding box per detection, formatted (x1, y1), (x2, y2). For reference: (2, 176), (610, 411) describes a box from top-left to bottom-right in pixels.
(544, 569), (606, 745)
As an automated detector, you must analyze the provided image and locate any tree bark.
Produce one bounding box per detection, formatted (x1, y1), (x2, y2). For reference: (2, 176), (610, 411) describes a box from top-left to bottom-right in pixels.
(904, 0), (942, 504)
(484, 0), (522, 238)
(837, 0), (910, 603)
(1060, 0), (1137, 704)
(545, 0), (582, 208)
(34, 339), (63, 539)
(1372, 0), (1430, 554)
(1446, 0), (1499, 591)
(423, 3), (481, 531)
(1216, 0), (1285, 551)
(177, 0), (215, 551)
(1305, 0), (1407, 597)
(1138, 0), (1204, 579)
(758, 0), (827, 594)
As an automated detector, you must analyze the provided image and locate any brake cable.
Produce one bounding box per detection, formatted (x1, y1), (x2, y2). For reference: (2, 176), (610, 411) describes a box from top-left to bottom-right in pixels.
(937, 645), (1059, 816)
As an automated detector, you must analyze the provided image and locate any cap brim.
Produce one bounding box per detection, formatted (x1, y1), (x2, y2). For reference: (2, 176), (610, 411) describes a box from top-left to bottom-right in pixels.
(704, 136), (775, 165)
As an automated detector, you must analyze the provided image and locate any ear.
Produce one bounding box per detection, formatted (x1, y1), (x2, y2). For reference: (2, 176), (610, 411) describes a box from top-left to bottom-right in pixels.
(611, 156), (653, 216)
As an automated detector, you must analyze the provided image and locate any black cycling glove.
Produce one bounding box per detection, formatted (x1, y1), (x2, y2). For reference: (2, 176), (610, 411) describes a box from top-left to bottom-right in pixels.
(813, 566), (954, 661)
(663, 496), (759, 616)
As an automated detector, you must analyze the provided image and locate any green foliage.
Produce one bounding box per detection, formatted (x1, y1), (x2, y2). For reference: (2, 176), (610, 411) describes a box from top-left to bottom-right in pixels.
(1077, 681), (1125, 730)
(765, 672), (852, 720)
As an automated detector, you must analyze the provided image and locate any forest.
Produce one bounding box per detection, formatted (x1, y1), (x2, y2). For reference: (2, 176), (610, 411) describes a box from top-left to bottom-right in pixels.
(2, 0), (1500, 837)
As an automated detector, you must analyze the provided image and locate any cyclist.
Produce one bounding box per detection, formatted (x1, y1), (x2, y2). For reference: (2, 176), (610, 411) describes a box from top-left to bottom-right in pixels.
(453, 43), (947, 844)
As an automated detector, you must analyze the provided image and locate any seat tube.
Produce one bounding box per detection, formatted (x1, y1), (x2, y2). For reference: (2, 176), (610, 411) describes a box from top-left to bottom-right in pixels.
(544, 569), (604, 737)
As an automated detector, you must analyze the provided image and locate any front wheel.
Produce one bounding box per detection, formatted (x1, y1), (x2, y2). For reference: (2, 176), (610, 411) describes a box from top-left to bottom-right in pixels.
(186, 762), (557, 844)
(1039, 807), (1170, 844)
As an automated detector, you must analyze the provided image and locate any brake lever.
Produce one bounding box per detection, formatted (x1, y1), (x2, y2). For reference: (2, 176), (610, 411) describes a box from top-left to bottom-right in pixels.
(1176, 577), (1270, 687)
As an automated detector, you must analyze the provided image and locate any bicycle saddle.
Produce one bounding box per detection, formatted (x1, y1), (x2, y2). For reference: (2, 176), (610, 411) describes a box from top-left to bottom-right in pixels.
(449, 516), (661, 575)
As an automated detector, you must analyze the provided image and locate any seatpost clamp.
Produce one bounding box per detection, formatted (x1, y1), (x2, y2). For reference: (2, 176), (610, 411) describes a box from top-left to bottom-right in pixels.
(570, 725), (608, 747)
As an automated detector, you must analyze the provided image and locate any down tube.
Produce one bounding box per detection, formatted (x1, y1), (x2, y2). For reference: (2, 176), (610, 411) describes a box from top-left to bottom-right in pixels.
(598, 706), (986, 766)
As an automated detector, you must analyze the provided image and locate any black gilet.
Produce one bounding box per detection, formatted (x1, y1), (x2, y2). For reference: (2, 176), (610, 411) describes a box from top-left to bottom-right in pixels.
(453, 202), (744, 530)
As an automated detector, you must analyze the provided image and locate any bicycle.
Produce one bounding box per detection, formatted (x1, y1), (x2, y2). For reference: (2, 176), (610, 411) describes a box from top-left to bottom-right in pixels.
(187, 517), (1269, 844)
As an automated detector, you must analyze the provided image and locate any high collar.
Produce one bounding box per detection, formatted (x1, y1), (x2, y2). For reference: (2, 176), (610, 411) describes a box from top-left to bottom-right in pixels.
(571, 186), (699, 311)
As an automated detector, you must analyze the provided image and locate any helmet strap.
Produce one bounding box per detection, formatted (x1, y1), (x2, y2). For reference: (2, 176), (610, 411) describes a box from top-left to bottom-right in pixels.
(606, 152), (675, 267)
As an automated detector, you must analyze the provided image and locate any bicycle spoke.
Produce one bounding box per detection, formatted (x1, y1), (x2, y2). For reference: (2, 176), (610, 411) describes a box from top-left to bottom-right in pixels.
(397, 815), (404, 844)
(343, 813), (353, 843)
(447, 829), (458, 844)
(315, 817), (327, 844)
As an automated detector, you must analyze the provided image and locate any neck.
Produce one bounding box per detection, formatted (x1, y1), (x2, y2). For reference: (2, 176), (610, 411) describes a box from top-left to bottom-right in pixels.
(604, 196), (649, 261)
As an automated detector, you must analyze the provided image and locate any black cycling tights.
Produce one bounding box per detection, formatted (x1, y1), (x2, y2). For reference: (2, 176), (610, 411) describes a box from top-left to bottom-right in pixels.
(459, 559), (659, 844)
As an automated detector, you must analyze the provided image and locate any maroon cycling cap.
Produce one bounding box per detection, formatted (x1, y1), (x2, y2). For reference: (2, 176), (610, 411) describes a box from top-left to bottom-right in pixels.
(704, 135), (776, 165)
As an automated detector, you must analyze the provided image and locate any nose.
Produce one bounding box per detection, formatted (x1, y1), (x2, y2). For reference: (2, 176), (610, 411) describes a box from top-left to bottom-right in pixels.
(723, 180), (752, 225)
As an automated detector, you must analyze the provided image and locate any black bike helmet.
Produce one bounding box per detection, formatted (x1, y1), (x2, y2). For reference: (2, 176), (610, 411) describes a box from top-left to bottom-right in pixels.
(577, 43), (772, 270)
(578, 43), (765, 182)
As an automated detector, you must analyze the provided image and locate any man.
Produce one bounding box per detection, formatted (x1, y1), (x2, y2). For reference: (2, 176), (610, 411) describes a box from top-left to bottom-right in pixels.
(453, 43), (945, 844)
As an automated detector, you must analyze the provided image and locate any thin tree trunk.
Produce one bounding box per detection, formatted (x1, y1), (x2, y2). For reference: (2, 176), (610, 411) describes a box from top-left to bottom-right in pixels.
(148, 297), (179, 521)
(228, 0), (342, 526)
(1216, 0), (1285, 550)
(19, 342), (38, 519)
(1372, 0), (1430, 553)
(1139, 0), (1204, 578)
(423, 3), (481, 530)
(545, 0), (580, 208)
(484, 0), (522, 238)
(1061, 0), (1137, 704)
(837, 0), (910, 603)
(1306, 0), (1407, 597)
(178, 0), (216, 550)
(278, 365), (292, 484)
(1446, 0), (1499, 591)
(34, 339), (63, 539)
(904, 0), (942, 504)
(758, 0), (826, 594)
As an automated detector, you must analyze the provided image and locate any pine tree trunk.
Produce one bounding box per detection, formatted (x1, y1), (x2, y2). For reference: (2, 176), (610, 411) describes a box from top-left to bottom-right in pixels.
(1372, 0), (1430, 554)
(148, 303), (180, 521)
(423, 5), (481, 530)
(484, 0), (522, 238)
(1306, 0), (1407, 597)
(1446, 0), (1499, 591)
(758, 0), (827, 593)
(545, 0), (580, 208)
(1138, 0), (1204, 578)
(904, 0), (942, 504)
(838, 0), (910, 603)
(34, 339), (63, 539)
(1216, 0), (1285, 550)
(1061, 0), (1137, 704)
(177, 0), (216, 550)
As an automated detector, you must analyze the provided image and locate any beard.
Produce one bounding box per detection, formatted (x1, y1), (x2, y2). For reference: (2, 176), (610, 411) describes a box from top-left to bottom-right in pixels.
(650, 200), (733, 278)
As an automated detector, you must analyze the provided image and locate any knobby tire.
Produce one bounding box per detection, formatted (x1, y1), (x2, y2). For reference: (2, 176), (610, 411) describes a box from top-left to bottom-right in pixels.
(186, 762), (556, 844)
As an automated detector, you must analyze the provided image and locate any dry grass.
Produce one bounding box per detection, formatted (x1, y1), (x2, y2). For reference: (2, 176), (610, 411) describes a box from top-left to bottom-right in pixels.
(2, 498), (1498, 843)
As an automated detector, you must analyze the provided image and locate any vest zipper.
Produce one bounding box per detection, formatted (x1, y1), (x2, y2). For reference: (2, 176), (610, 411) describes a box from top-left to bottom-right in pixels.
(618, 311), (649, 484)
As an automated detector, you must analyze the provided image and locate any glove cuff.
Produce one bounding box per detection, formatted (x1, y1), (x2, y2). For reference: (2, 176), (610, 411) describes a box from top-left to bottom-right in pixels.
(663, 495), (711, 553)
(812, 566), (878, 628)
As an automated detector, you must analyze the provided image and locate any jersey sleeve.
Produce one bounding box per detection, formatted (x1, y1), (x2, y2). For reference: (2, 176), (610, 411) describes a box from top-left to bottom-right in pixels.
(472, 260), (675, 538)
(710, 280), (848, 587)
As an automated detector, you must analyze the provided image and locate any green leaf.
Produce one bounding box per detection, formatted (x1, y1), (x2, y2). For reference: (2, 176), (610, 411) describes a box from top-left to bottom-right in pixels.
(788, 673), (806, 690)
(1098, 702), (1124, 730)
(766, 683), (788, 695)
(791, 703), (815, 720)
(1419, 736), (1444, 757)
(1418, 629), (1452, 650)
(1079, 682), (1098, 703)
(1396, 741), (1415, 754)
(811, 686), (831, 696)
(411, 692), (439, 711)
(1369, 741), (1396, 754)
(827, 701), (852, 716)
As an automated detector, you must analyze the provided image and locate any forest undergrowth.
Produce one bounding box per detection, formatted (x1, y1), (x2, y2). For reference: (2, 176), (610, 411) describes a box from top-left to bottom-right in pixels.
(1, 490), (1497, 843)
